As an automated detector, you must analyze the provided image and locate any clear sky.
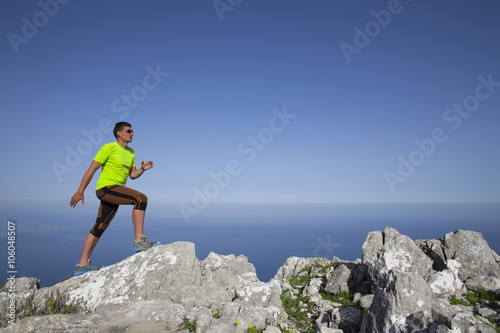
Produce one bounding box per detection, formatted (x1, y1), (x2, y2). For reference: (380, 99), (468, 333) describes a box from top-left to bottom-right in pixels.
(1, 1), (499, 220)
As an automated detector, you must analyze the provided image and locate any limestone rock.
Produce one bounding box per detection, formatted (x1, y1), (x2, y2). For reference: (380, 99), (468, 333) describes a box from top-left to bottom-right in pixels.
(273, 256), (316, 282)
(201, 252), (258, 289)
(1, 228), (499, 333)
(361, 230), (383, 264)
(361, 227), (434, 333)
(428, 259), (466, 297)
(358, 294), (374, 310)
(0, 277), (40, 327)
(0, 242), (277, 333)
(443, 230), (500, 288)
(324, 264), (350, 294)
(331, 306), (362, 332)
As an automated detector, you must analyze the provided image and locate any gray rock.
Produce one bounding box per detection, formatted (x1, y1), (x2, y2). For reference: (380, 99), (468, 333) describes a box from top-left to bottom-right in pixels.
(428, 259), (466, 297)
(331, 306), (362, 332)
(430, 297), (467, 325)
(0, 242), (280, 333)
(324, 264), (351, 294)
(201, 252), (258, 289)
(0, 277), (40, 294)
(443, 230), (500, 288)
(234, 280), (282, 309)
(34, 242), (201, 313)
(314, 299), (336, 314)
(234, 305), (268, 331)
(274, 256), (315, 282)
(358, 294), (373, 310)
(361, 229), (434, 333)
(383, 226), (401, 242)
(477, 306), (497, 318)
(0, 277), (40, 327)
(0, 314), (95, 333)
(407, 310), (434, 332)
(304, 278), (324, 297)
(262, 326), (281, 333)
(450, 311), (497, 333)
(320, 327), (343, 333)
(203, 322), (235, 333)
(466, 275), (500, 292)
(2, 228), (499, 333)
(174, 285), (232, 313)
(353, 292), (361, 304)
(434, 324), (453, 333)
(362, 230), (383, 264)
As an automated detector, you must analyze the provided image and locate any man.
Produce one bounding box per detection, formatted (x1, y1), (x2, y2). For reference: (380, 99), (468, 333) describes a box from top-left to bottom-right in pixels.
(70, 122), (157, 275)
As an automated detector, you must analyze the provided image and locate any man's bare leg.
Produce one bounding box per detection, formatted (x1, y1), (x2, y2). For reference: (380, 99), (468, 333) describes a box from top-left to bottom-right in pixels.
(78, 233), (99, 267)
(132, 209), (145, 242)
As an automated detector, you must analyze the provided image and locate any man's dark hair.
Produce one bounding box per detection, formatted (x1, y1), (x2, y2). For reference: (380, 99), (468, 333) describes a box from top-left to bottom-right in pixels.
(113, 122), (132, 139)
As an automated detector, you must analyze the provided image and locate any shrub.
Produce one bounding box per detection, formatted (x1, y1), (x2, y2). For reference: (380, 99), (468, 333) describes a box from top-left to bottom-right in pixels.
(24, 290), (89, 317)
(178, 317), (197, 332)
(281, 291), (316, 333)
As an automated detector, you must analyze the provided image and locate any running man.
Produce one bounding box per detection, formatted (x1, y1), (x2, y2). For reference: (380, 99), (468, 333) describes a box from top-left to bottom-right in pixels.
(70, 122), (157, 275)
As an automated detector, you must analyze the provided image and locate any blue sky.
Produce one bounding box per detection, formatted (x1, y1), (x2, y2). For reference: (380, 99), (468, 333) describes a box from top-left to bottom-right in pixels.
(1, 1), (499, 221)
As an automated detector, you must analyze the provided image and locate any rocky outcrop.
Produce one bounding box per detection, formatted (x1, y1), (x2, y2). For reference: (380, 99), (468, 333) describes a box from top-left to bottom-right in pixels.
(0, 242), (282, 332)
(1, 228), (499, 332)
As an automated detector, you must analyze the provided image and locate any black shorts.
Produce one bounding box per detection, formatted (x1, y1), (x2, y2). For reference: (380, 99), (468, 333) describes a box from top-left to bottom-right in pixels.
(90, 185), (148, 238)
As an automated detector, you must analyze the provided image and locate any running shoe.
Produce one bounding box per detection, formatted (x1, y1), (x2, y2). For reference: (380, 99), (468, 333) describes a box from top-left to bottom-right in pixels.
(133, 235), (159, 251)
(74, 260), (103, 276)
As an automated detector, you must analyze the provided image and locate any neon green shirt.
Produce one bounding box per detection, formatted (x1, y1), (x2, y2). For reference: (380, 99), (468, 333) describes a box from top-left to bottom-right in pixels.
(94, 142), (136, 190)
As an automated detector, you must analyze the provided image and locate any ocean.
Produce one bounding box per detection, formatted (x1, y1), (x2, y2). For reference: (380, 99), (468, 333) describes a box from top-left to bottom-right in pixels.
(2, 202), (499, 287)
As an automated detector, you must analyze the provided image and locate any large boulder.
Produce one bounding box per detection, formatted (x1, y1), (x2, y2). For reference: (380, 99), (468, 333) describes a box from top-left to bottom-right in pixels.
(360, 227), (434, 333)
(273, 256), (317, 282)
(324, 264), (351, 294)
(201, 252), (259, 289)
(442, 230), (500, 291)
(30, 241), (202, 312)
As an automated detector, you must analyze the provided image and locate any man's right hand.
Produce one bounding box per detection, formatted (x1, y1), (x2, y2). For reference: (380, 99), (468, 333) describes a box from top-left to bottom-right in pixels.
(70, 192), (84, 208)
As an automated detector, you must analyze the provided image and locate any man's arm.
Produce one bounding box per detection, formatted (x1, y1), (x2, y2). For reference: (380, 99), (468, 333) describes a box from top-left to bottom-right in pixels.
(70, 160), (102, 207)
(129, 160), (154, 180)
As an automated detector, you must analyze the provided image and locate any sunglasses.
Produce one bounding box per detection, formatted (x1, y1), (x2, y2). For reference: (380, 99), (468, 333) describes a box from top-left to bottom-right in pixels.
(121, 129), (134, 134)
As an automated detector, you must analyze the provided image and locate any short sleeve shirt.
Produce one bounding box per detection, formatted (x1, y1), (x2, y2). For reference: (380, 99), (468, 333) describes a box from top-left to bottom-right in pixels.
(94, 142), (136, 190)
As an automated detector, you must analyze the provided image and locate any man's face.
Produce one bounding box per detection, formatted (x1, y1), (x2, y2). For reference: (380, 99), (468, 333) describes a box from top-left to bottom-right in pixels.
(118, 126), (134, 143)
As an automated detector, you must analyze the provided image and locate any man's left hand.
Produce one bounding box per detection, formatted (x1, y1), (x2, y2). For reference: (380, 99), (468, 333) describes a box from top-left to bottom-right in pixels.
(141, 160), (154, 171)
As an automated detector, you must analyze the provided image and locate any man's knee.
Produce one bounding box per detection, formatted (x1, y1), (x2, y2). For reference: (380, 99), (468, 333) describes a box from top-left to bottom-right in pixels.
(90, 227), (105, 238)
(137, 193), (147, 210)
